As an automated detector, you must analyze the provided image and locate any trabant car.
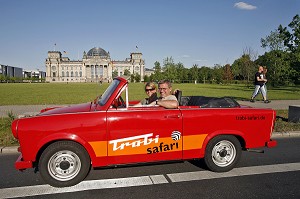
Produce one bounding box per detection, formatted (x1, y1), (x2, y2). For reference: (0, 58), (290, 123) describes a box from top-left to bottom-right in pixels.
(11, 77), (277, 187)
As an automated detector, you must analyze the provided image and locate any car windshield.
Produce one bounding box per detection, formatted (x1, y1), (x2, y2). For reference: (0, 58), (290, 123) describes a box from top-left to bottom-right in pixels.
(98, 79), (120, 106)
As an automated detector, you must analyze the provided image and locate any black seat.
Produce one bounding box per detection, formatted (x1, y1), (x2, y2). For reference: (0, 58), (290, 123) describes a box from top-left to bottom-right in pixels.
(174, 90), (182, 105)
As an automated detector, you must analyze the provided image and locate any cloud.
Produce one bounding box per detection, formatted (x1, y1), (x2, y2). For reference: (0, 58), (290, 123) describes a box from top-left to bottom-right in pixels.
(181, 55), (190, 58)
(234, 2), (257, 10)
(195, 59), (207, 62)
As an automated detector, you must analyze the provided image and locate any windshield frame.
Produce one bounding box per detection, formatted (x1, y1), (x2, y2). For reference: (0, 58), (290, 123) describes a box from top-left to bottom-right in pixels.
(98, 79), (121, 106)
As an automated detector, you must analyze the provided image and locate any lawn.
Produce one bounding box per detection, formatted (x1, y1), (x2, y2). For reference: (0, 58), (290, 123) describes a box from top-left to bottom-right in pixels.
(1, 82), (300, 105)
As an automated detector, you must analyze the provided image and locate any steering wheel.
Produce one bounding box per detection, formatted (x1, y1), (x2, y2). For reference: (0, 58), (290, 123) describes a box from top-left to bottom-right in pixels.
(112, 96), (126, 108)
(118, 96), (126, 108)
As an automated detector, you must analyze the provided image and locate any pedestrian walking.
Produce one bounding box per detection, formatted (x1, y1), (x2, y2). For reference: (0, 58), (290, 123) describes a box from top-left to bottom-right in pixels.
(250, 66), (270, 103)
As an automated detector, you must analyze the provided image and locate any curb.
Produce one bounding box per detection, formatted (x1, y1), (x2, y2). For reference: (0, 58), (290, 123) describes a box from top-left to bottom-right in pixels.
(1, 131), (300, 154)
(272, 131), (300, 138)
(1, 146), (19, 154)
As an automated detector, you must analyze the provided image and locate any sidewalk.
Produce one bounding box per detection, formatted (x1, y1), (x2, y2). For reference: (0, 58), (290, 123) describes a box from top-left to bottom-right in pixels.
(0, 104), (64, 117)
(2, 131), (300, 154)
(237, 100), (300, 110)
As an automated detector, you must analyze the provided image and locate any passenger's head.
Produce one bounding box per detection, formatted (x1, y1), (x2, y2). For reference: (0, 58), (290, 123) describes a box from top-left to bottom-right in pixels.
(144, 82), (157, 97)
(158, 79), (172, 98)
(263, 67), (267, 74)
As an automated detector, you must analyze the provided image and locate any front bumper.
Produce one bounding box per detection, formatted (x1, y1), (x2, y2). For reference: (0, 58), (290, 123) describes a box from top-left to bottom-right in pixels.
(266, 139), (277, 148)
(15, 154), (33, 170)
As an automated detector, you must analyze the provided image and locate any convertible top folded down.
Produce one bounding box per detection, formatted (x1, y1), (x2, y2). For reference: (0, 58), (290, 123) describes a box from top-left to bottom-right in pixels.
(180, 96), (240, 108)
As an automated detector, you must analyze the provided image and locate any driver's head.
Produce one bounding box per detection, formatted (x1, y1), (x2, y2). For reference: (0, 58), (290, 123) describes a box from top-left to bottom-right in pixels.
(158, 80), (172, 98)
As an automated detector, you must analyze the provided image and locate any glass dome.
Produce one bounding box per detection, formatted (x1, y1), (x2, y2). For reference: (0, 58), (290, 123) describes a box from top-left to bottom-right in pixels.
(87, 47), (108, 57)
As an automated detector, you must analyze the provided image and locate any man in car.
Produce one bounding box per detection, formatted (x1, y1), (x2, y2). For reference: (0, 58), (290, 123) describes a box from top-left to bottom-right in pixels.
(150, 79), (178, 109)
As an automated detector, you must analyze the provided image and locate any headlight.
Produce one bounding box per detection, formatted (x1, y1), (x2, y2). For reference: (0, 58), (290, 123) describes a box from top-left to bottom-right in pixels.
(11, 119), (19, 139)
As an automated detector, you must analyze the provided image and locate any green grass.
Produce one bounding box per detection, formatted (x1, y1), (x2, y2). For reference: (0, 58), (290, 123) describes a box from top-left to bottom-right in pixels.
(0, 112), (18, 146)
(1, 83), (300, 105)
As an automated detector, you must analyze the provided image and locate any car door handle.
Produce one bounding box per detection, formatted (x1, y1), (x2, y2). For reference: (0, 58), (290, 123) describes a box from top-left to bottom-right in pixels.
(165, 115), (181, 118)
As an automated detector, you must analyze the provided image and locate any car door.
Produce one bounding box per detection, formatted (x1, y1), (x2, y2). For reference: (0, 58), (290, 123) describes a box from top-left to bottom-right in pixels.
(106, 107), (183, 165)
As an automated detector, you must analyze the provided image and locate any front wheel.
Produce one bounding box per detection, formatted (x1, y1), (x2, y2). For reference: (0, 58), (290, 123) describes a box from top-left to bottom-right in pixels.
(204, 135), (241, 172)
(38, 141), (91, 187)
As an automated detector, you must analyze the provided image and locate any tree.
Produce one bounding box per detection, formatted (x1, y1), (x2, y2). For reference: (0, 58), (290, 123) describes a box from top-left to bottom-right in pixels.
(212, 64), (224, 84)
(232, 47), (257, 85)
(256, 50), (294, 86)
(188, 64), (199, 83)
(261, 29), (285, 51)
(175, 62), (186, 83)
(112, 70), (118, 78)
(198, 66), (211, 84)
(134, 73), (141, 82)
(143, 75), (150, 82)
(223, 64), (233, 83)
(130, 74), (135, 82)
(278, 14), (300, 83)
(152, 61), (163, 81)
(124, 69), (130, 76)
(278, 14), (300, 53)
(162, 57), (177, 81)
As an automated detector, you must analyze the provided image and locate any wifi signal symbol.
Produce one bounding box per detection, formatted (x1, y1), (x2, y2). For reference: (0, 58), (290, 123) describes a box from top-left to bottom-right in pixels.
(171, 131), (181, 141)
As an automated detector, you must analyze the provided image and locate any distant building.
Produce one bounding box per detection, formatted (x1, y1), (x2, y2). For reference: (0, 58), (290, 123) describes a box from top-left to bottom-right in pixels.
(23, 69), (46, 80)
(45, 47), (145, 82)
(0, 64), (23, 78)
(144, 68), (155, 77)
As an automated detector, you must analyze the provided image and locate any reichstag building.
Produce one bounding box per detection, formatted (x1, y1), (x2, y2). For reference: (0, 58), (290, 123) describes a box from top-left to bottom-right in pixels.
(45, 47), (145, 82)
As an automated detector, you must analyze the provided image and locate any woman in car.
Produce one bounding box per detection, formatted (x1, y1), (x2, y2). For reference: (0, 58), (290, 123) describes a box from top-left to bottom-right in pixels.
(134, 82), (158, 106)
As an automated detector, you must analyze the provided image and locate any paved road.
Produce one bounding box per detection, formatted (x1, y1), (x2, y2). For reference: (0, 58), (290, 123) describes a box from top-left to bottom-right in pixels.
(1, 100), (300, 117)
(1, 137), (299, 198)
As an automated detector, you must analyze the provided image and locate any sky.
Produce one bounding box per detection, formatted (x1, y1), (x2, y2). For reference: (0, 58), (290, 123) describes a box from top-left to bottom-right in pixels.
(0, 0), (299, 71)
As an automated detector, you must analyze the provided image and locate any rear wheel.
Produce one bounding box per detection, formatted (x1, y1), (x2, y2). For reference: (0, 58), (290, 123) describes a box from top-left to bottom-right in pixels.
(38, 141), (91, 187)
(204, 135), (241, 172)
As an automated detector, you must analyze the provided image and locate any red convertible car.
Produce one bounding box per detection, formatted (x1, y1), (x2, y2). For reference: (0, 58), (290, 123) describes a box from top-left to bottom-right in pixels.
(11, 77), (277, 187)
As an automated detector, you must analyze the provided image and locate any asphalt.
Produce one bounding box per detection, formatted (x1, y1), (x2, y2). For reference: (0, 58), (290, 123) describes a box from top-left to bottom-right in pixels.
(1, 100), (300, 154)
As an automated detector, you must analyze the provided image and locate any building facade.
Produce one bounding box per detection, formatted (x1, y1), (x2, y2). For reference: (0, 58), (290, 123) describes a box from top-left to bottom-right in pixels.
(23, 69), (46, 80)
(45, 47), (145, 82)
(0, 64), (23, 78)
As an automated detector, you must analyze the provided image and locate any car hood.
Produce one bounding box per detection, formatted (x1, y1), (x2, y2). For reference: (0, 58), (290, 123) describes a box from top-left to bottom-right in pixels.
(39, 102), (93, 116)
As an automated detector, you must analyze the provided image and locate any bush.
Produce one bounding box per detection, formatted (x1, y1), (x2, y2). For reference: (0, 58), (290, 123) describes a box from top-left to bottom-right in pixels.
(0, 111), (18, 146)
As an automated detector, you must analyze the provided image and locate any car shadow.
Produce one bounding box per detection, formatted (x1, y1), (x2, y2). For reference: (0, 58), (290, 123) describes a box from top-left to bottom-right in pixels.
(188, 159), (209, 170)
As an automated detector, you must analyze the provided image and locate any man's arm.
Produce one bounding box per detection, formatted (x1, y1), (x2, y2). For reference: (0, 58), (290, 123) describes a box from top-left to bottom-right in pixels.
(156, 99), (178, 109)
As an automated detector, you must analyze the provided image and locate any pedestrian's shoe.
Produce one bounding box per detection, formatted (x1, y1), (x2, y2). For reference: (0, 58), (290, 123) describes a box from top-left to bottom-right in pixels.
(264, 100), (271, 103)
(250, 99), (255, 103)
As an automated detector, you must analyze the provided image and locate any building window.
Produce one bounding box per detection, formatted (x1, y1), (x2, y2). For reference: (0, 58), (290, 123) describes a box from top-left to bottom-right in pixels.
(62, 71), (65, 77)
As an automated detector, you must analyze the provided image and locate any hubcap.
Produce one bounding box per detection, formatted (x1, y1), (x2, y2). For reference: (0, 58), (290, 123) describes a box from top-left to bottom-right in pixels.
(48, 150), (81, 181)
(211, 140), (236, 167)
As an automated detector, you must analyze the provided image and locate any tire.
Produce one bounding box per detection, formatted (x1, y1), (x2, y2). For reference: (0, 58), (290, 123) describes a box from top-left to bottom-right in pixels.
(38, 141), (91, 187)
(204, 135), (241, 172)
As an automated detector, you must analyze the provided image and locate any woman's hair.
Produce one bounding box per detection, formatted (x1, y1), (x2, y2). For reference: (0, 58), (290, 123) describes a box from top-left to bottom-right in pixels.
(144, 82), (157, 90)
